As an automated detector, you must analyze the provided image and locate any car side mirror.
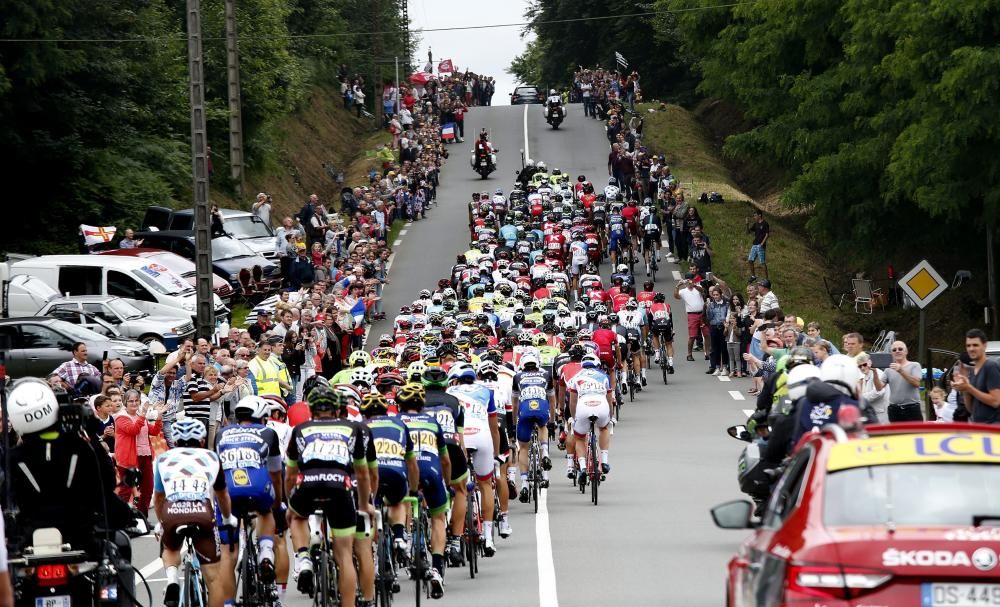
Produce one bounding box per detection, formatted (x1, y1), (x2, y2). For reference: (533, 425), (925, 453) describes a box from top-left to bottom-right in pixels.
(711, 499), (756, 529)
(727, 424), (753, 442)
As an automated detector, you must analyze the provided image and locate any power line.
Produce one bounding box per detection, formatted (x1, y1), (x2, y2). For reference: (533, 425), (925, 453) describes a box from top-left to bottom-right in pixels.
(0, 2), (751, 44)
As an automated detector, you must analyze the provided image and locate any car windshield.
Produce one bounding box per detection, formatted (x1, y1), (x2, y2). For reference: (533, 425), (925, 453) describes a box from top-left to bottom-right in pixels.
(107, 298), (145, 320)
(140, 252), (194, 275)
(516, 87), (538, 96)
(825, 463), (1000, 527)
(224, 215), (272, 239)
(48, 319), (110, 342)
(132, 265), (194, 296)
(211, 237), (255, 261)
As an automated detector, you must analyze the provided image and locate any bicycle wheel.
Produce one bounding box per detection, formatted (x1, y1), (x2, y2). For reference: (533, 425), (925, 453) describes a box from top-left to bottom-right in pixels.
(589, 429), (600, 506)
(182, 560), (197, 607)
(377, 533), (394, 607)
(412, 513), (423, 607)
(628, 373), (635, 402)
(316, 547), (331, 607)
(530, 440), (539, 514)
(659, 345), (669, 385)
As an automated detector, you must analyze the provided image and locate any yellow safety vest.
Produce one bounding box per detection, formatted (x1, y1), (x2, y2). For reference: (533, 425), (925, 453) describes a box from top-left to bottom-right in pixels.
(249, 356), (281, 396)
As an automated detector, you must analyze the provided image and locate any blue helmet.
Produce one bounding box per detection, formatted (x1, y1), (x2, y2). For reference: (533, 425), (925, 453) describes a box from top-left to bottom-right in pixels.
(447, 362), (477, 382)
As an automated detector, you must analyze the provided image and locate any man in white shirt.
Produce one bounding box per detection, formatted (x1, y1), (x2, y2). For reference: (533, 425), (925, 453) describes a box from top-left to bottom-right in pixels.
(758, 279), (780, 313)
(252, 192), (272, 227)
(674, 274), (708, 362)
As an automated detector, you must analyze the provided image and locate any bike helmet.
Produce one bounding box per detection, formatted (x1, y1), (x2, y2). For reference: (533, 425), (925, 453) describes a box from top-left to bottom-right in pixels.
(349, 350), (372, 368)
(520, 350), (540, 370)
(335, 383), (363, 405)
(378, 333), (394, 347)
(578, 328), (593, 341)
(532, 333), (548, 347)
(308, 386), (344, 413)
(407, 361), (428, 382)
(170, 418), (207, 444)
(302, 375), (330, 400)
(8, 380), (59, 435)
(653, 293), (666, 303)
(616, 264), (628, 274)
(447, 362), (477, 382)
(476, 360), (500, 379)
(819, 355), (862, 395)
(581, 353), (600, 368)
(234, 395), (270, 421)
(376, 371), (405, 392)
(395, 383), (426, 409)
(568, 344), (586, 360)
(421, 367), (449, 388)
(350, 368), (376, 390)
(359, 392), (389, 416)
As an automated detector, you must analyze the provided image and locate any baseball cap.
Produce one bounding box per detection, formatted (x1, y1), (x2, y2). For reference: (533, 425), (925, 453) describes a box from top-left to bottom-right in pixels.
(759, 279), (772, 289)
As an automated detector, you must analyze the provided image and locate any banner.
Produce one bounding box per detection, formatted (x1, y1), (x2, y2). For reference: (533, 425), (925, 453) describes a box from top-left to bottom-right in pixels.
(80, 224), (117, 246)
(441, 123), (456, 141)
(615, 51), (629, 70)
(438, 58), (454, 74)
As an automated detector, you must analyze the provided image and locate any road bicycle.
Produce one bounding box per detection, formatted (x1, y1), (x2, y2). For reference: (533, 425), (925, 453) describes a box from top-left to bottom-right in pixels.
(374, 502), (399, 607)
(658, 338), (670, 385)
(641, 234), (659, 281)
(307, 510), (340, 607)
(233, 506), (278, 607)
(402, 495), (431, 605)
(527, 425), (544, 514)
(176, 526), (209, 607)
(626, 363), (639, 403)
(577, 415), (602, 506)
(462, 448), (484, 579)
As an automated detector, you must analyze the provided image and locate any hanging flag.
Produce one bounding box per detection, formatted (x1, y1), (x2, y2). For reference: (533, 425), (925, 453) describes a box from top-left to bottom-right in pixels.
(615, 51), (629, 70)
(438, 58), (454, 74)
(441, 123), (456, 141)
(80, 224), (117, 246)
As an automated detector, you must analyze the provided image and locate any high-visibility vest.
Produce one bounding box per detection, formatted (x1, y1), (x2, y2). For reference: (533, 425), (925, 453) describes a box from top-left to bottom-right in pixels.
(249, 356), (281, 396)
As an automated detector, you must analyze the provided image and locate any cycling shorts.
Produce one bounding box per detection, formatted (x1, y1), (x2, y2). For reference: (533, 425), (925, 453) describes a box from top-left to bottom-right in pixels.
(642, 232), (660, 249)
(288, 481), (358, 537)
(516, 398), (550, 443)
(465, 438), (494, 481)
(378, 466), (408, 506)
(417, 461), (449, 517)
(652, 322), (674, 342)
(228, 483), (275, 514)
(627, 340), (643, 354)
(446, 443), (470, 486)
(573, 395), (611, 436)
(161, 500), (221, 564)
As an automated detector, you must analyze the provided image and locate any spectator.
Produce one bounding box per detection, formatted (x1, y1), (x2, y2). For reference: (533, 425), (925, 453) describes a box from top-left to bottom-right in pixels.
(883, 340), (923, 422)
(248, 310), (274, 342)
(252, 192), (272, 227)
(183, 354), (219, 431)
(856, 353), (889, 423)
(248, 339), (288, 398)
(53, 342), (102, 390)
(705, 286), (729, 375)
(149, 352), (186, 447)
(674, 275), (708, 363)
(113, 389), (163, 516)
(929, 387), (956, 422)
(746, 209), (769, 280)
(758, 279), (779, 313)
(952, 328), (1000, 424)
(288, 243), (316, 290)
(119, 228), (143, 249)
(89, 395), (117, 454)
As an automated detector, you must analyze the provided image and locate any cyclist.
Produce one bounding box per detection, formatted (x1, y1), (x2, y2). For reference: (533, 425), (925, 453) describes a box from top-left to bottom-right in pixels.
(446, 362), (501, 557)
(476, 359), (514, 538)
(568, 354), (613, 484)
(607, 206), (629, 268)
(640, 206), (662, 276)
(649, 293), (676, 373)
(557, 344), (586, 478)
(215, 395), (284, 600)
(154, 419), (237, 607)
(619, 300), (647, 387)
(286, 386), (375, 607)
(420, 367), (468, 566)
(512, 350), (554, 501)
(397, 383), (451, 599)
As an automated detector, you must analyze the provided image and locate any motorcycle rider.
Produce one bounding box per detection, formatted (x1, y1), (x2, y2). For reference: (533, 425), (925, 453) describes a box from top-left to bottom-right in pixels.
(473, 129), (496, 172)
(545, 89), (563, 121)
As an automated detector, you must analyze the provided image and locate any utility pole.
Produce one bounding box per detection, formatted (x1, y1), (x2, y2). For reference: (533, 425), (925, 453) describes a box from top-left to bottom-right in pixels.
(225, 0), (245, 197)
(372, 0), (383, 129)
(400, 0), (410, 68)
(186, 0), (215, 339)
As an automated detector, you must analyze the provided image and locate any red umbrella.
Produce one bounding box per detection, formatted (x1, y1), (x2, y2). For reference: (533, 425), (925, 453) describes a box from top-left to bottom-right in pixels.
(409, 71), (434, 85)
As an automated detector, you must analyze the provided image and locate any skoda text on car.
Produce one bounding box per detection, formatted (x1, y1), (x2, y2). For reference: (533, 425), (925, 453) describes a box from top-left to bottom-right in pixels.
(712, 418), (1000, 607)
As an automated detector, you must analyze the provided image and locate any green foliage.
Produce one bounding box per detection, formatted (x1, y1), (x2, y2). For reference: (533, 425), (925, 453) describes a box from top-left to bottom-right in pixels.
(663, 0), (1000, 260)
(507, 38), (546, 85)
(0, 0), (411, 254)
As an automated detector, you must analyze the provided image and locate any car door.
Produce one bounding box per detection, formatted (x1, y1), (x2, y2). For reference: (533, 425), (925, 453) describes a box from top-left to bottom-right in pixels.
(0, 326), (25, 377)
(17, 323), (76, 378)
(745, 448), (814, 607)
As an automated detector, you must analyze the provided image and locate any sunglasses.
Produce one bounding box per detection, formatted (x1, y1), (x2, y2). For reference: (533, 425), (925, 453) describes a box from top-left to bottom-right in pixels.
(891, 347), (905, 352)
(859, 363), (870, 368)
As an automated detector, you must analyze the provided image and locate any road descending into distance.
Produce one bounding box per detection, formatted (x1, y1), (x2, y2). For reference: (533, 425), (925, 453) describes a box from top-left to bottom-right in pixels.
(131, 104), (751, 606)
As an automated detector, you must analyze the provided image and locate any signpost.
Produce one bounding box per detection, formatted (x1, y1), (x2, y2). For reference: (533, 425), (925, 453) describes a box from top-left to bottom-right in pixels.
(897, 260), (948, 401)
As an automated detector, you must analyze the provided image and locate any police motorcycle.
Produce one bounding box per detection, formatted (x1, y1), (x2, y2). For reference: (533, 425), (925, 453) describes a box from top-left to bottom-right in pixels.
(543, 90), (564, 129)
(5, 379), (151, 607)
(471, 129), (498, 180)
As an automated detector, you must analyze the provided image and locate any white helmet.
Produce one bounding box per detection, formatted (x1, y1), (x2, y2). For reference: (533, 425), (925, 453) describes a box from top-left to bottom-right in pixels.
(786, 364), (822, 401)
(525, 158), (535, 168)
(520, 350), (540, 370)
(234, 395), (270, 420)
(350, 368), (376, 389)
(8, 379), (59, 435)
(819, 355), (861, 396)
(549, 89), (557, 95)
(407, 361), (428, 381)
(476, 360), (500, 378)
(616, 264), (628, 273)
(536, 161), (547, 171)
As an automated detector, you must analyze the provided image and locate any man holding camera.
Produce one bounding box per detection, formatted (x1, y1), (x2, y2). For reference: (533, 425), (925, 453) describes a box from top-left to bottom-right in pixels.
(746, 209), (769, 281)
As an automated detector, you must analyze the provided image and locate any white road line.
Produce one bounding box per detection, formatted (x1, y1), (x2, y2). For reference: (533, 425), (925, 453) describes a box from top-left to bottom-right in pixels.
(399, 229), (407, 236)
(138, 558), (163, 582)
(536, 489), (560, 607)
(523, 104), (531, 161)
(671, 270), (682, 281)
(661, 240), (669, 248)
(717, 375), (731, 382)
(743, 409), (755, 417)
(393, 239), (403, 246)
(728, 390), (746, 401)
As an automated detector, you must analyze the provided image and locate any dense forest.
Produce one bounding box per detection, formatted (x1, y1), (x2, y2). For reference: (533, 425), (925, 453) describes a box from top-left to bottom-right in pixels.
(0, 0), (410, 254)
(510, 0), (1000, 262)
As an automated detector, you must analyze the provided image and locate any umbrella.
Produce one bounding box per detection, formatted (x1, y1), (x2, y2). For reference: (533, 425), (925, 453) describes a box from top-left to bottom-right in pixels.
(409, 71), (434, 85)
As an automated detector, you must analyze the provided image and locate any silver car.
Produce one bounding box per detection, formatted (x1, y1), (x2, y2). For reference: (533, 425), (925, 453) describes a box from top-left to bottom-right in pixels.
(38, 295), (195, 348)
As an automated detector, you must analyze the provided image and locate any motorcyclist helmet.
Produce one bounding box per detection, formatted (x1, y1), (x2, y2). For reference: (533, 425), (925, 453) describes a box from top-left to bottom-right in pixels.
(8, 379), (60, 435)
(819, 354), (862, 396)
(786, 364), (822, 401)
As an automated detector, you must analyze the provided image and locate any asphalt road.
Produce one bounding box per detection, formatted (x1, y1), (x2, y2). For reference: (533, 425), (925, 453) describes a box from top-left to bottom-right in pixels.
(132, 104), (752, 606)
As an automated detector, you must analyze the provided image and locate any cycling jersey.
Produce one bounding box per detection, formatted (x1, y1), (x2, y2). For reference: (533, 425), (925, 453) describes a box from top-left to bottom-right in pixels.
(636, 291), (656, 309)
(591, 328), (618, 364)
(216, 423), (282, 512)
(366, 416), (415, 505)
(513, 369), (552, 443)
(448, 383), (496, 480)
(568, 368), (612, 434)
(154, 448), (228, 565)
(399, 412), (449, 516)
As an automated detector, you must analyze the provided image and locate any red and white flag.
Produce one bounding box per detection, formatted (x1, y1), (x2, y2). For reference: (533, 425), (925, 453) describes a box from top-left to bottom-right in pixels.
(437, 58), (454, 74)
(441, 123), (456, 141)
(80, 224), (117, 246)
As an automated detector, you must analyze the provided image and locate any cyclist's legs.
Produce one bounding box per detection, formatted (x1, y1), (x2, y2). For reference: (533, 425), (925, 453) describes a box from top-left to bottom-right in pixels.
(447, 443), (469, 538)
(353, 532), (375, 603)
(333, 535), (358, 607)
(202, 562), (226, 607)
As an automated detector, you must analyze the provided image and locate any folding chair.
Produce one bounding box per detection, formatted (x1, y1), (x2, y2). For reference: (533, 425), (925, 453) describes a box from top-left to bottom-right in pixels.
(823, 276), (849, 309)
(851, 278), (885, 314)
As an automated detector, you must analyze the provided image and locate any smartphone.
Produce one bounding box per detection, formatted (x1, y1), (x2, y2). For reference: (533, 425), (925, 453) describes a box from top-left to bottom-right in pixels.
(870, 353), (893, 369)
(102, 351), (108, 361)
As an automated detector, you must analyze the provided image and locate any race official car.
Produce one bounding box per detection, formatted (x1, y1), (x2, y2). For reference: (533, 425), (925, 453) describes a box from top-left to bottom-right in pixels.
(713, 413), (1000, 606)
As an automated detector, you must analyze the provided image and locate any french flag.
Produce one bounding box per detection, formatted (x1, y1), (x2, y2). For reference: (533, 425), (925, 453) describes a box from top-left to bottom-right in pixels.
(350, 298), (367, 327)
(441, 123), (456, 141)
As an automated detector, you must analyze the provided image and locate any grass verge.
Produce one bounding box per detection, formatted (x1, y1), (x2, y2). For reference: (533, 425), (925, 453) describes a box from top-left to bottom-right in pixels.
(638, 102), (845, 334)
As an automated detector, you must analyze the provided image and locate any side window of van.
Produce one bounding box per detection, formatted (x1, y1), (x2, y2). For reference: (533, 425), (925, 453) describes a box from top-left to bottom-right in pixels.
(58, 267), (102, 296)
(108, 270), (154, 302)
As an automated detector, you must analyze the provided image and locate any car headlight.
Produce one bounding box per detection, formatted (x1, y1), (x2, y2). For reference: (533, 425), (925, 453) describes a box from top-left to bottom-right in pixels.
(113, 347), (142, 357)
(230, 273), (239, 281)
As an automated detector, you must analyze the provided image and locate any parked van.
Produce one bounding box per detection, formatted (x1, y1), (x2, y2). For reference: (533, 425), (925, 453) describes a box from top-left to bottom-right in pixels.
(2, 255), (227, 321)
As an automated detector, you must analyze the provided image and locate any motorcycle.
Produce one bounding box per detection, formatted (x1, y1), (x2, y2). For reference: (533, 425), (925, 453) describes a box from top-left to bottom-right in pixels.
(10, 515), (149, 607)
(727, 424), (773, 517)
(470, 146), (497, 180)
(545, 104), (564, 129)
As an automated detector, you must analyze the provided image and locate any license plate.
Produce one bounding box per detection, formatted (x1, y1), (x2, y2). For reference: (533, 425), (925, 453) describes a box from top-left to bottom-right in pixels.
(922, 583), (1000, 606)
(35, 597), (71, 607)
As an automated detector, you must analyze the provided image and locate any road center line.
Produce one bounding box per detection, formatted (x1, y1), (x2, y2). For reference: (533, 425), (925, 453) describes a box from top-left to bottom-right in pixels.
(717, 375), (731, 382)
(728, 390), (746, 401)
(536, 489), (559, 607)
(671, 270), (682, 281)
(523, 104), (530, 161)
(138, 558), (163, 584)
(743, 409), (755, 417)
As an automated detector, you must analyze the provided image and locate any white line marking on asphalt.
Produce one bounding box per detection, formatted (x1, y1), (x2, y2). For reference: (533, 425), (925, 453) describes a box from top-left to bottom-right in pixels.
(393, 239), (403, 246)
(536, 489), (559, 607)
(661, 240), (669, 248)
(743, 409), (755, 417)
(671, 270), (682, 281)
(728, 390), (746, 401)
(399, 229), (407, 236)
(718, 375), (731, 382)
(523, 104), (531, 161)
(138, 558), (163, 582)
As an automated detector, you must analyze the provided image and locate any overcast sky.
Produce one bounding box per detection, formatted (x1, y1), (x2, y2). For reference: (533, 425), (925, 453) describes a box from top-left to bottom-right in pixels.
(409, 0), (533, 105)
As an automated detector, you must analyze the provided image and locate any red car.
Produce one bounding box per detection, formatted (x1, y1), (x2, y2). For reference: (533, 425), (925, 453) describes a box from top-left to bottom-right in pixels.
(713, 418), (1000, 606)
(101, 248), (234, 305)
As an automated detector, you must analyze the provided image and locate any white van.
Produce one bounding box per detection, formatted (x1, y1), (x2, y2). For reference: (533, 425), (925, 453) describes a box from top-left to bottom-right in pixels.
(4, 255), (227, 321)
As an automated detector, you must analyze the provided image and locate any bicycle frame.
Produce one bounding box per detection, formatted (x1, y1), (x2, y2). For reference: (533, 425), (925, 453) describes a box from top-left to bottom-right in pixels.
(179, 535), (207, 607)
(402, 495), (430, 604)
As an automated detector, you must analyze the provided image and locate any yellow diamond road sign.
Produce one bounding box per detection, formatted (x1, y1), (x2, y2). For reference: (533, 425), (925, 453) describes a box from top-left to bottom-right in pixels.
(898, 260), (947, 309)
